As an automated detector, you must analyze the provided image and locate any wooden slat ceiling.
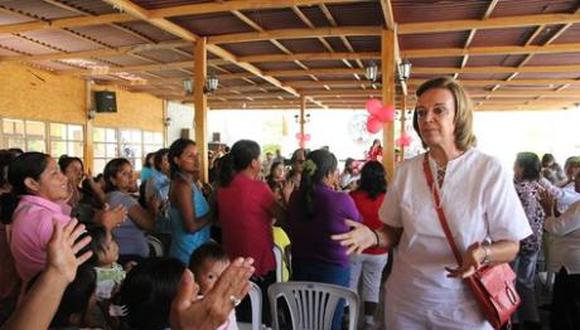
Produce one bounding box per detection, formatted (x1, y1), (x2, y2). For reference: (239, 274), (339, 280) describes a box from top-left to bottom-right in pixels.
(0, 0), (579, 111)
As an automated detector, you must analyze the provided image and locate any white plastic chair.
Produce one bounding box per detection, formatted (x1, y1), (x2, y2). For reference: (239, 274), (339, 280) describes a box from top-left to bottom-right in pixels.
(273, 245), (283, 282)
(238, 282), (263, 330)
(268, 281), (359, 330)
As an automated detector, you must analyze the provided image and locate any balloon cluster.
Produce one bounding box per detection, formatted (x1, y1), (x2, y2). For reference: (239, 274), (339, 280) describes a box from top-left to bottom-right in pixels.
(365, 99), (395, 134)
(395, 133), (412, 147)
(295, 132), (311, 146)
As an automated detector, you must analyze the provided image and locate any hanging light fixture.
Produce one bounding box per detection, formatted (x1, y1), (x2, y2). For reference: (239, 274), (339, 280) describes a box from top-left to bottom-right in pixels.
(365, 61), (378, 82)
(204, 74), (219, 94)
(183, 78), (193, 95)
(397, 59), (412, 82)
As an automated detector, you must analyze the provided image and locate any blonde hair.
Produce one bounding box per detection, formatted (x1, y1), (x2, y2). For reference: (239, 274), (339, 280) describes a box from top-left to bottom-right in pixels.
(412, 77), (477, 151)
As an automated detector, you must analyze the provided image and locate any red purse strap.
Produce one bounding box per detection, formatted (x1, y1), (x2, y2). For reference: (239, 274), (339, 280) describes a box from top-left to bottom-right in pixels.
(422, 154), (464, 266)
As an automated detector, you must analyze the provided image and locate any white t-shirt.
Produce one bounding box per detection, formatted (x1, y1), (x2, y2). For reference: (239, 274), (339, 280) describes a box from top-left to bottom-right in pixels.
(380, 149), (532, 305)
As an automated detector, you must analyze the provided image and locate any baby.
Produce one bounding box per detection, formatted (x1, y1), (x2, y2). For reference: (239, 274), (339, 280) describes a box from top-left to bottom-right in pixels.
(87, 225), (125, 300)
(189, 243), (238, 330)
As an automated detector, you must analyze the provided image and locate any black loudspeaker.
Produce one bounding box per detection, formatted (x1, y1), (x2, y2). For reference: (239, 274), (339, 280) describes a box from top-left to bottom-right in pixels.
(94, 91), (117, 113)
(212, 132), (221, 142)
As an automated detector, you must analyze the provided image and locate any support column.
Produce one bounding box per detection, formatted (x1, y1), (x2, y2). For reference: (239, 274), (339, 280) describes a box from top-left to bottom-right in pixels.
(299, 94), (306, 149)
(381, 29), (396, 179)
(84, 80), (94, 172)
(162, 99), (169, 147)
(194, 38), (209, 183)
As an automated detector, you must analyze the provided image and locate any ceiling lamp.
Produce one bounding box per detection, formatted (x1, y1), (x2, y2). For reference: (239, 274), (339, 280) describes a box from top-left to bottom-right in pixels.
(204, 74), (219, 94)
(397, 59), (412, 82)
(365, 61), (378, 82)
(183, 78), (193, 95)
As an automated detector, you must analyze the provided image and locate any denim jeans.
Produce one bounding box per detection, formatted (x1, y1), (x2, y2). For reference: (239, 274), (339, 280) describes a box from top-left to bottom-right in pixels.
(292, 260), (350, 330)
(511, 249), (540, 323)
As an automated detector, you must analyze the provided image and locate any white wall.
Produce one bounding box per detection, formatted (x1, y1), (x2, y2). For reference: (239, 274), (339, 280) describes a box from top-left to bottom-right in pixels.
(167, 101), (194, 144)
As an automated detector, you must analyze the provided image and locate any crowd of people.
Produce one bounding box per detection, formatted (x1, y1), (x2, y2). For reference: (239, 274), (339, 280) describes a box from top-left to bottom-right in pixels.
(0, 77), (579, 330)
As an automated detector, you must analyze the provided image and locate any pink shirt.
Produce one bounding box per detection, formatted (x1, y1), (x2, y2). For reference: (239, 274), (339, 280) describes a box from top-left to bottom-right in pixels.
(10, 195), (72, 282)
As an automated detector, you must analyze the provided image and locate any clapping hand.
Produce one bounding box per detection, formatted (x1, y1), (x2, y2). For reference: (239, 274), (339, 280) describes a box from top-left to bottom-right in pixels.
(95, 203), (127, 230)
(538, 188), (556, 216)
(170, 257), (254, 330)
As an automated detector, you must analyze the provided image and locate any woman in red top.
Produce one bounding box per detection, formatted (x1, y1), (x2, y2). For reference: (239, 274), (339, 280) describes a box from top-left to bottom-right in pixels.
(348, 160), (388, 329)
(367, 139), (383, 162)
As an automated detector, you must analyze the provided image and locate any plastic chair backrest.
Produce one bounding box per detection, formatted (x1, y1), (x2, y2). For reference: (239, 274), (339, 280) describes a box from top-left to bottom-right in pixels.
(249, 282), (262, 330)
(147, 235), (164, 257)
(268, 281), (359, 330)
(272, 245), (283, 282)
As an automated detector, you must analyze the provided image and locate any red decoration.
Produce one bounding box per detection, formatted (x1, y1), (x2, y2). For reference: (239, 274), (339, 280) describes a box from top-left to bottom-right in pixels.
(375, 105), (395, 122)
(395, 134), (412, 147)
(366, 116), (382, 134)
(365, 99), (383, 116)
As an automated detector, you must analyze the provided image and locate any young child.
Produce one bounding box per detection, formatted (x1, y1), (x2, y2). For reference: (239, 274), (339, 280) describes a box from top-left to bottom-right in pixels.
(86, 225), (125, 301)
(189, 243), (238, 330)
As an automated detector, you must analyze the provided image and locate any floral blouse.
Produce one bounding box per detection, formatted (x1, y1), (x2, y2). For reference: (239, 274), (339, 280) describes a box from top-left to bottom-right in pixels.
(514, 180), (545, 253)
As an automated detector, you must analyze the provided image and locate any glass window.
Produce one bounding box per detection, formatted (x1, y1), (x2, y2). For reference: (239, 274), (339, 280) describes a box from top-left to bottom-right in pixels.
(1, 118), (46, 152)
(49, 123), (83, 158)
(3, 119), (24, 136)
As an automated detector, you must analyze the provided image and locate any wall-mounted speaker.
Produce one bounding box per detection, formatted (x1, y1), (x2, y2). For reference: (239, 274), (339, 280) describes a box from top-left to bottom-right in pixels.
(94, 91), (117, 113)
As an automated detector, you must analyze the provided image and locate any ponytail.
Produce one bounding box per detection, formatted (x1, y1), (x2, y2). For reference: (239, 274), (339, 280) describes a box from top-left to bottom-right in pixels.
(218, 140), (261, 188)
(0, 193), (20, 225)
(298, 149), (337, 218)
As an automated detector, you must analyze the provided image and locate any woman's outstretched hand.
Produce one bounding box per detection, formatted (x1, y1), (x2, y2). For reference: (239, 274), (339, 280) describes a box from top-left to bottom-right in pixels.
(47, 218), (93, 283)
(331, 219), (376, 255)
(445, 242), (485, 279)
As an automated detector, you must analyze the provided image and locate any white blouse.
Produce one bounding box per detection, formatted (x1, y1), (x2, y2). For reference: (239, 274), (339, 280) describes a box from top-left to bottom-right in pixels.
(380, 148), (532, 305)
(544, 201), (580, 274)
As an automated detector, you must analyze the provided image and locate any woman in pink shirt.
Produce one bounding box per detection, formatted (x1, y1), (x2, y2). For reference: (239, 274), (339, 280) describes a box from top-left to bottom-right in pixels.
(4, 152), (74, 283)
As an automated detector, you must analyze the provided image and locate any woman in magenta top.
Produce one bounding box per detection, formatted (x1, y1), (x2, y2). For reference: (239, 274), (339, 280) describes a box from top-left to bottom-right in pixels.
(4, 152), (74, 282)
(348, 160), (388, 328)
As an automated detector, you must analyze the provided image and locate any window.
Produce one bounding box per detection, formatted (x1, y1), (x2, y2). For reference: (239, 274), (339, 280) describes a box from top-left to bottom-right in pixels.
(93, 127), (118, 174)
(1, 118), (46, 152)
(120, 129), (143, 171)
(49, 123), (84, 159)
(92, 127), (164, 174)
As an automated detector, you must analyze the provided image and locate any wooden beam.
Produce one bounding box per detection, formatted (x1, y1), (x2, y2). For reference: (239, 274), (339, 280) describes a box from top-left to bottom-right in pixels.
(57, 60), (194, 75)
(208, 26), (381, 44)
(379, 0), (396, 30)
(0, 13), (133, 34)
(398, 12), (580, 34)
(149, 0), (364, 18)
(194, 37), (209, 183)
(0, 40), (190, 62)
(402, 43), (580, 58)
(237, 52), (379, 63)
(382, 29), (396, 179)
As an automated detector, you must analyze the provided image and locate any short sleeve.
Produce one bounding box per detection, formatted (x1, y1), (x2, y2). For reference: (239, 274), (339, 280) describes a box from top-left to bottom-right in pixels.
(483, 162), (532, 241)
(379, 167), (403, 228)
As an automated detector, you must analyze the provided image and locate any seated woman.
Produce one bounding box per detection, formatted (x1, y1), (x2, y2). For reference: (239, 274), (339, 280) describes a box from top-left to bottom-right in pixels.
(103, 158), (158, 264)
(5, 152), (76, 282)
(168, 139), (211, 265)
(287, 149), (361, 330)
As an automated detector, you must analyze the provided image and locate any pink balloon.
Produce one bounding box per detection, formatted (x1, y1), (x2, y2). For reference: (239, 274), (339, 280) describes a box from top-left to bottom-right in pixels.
(295, 132), (303, 140)
(304, 134), (311, 141)
(365, 99), (383, 116)
(366, 115), (382, 134)
(396, 134), (412, 147)
(375, 105), (395, 123)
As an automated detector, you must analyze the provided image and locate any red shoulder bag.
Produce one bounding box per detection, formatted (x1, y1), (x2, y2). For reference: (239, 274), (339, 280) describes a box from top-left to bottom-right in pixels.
(422, 154), (520, 330)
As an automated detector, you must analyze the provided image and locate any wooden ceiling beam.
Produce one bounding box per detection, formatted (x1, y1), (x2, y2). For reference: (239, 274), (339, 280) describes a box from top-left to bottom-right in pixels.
(148, 0), (365, 18)
(0, 13), (132, 34)
(207, 26), (381, 44)
(398, 12), (580, 35)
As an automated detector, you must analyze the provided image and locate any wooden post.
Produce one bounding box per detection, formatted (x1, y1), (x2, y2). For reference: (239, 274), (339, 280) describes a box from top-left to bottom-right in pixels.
(299, 94), (306, 148)
(194, 38), (209, 183)
(84, 80), (94, 172)
(382, 29), (396, 179)
(162, 99), (169, 147)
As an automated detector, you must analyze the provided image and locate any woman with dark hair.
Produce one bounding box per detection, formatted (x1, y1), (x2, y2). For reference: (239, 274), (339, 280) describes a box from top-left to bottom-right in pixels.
(3, 152), (75, 282)
(512, 152), (545, 329)
(339, 157), (359, 190)
(265, 161), (286, 201)
(286, 148), (307, 188)
(140, 152), (156, 183)
(334, 77), (531, 329)
(167, 139), (211, 265)
(104, 158), (158, 263)
(348, 160), (388, 328)
(541, 153), (566, 186)
(367, 139), (383, 162)
(287, 149), (361, 330)
(217, 139), (288, 325)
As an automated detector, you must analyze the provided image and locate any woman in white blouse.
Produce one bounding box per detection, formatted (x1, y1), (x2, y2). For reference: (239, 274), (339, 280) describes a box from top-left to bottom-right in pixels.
(540, 170), (580, 330)
(333, 77), (532, 330)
